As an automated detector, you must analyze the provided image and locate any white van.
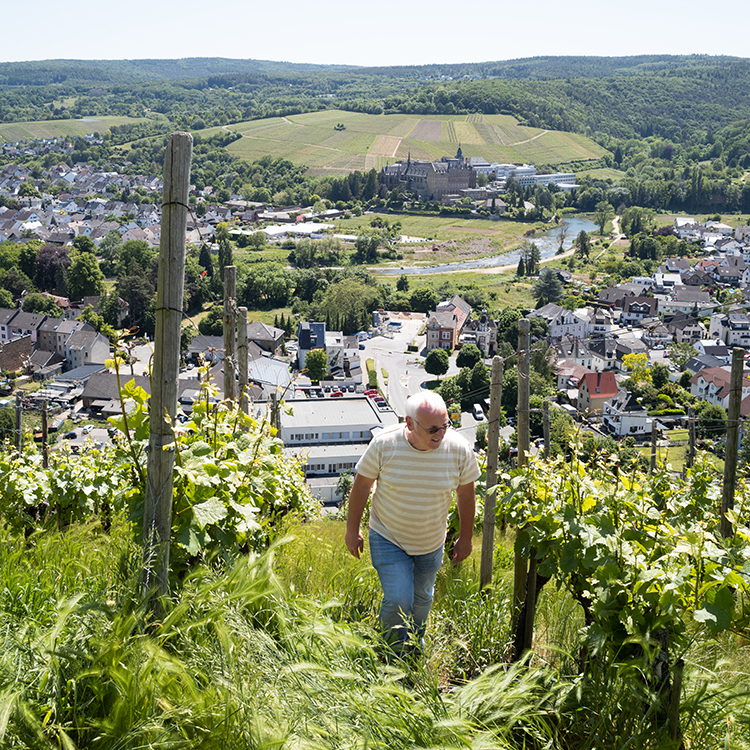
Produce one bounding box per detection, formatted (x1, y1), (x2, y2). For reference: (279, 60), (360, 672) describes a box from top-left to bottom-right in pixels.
(472, 404), (485, 421)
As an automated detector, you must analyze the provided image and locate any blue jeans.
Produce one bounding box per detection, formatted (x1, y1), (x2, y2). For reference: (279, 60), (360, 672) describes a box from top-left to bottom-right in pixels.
(369, 530), (444, 648)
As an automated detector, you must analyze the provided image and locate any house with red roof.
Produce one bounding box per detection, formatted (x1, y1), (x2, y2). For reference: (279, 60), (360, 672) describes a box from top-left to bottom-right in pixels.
(577, 371), (619, 415)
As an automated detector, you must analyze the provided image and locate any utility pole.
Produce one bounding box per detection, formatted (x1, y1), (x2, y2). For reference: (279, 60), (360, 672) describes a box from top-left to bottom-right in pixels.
(238, 306), (249, 416)
(480, 355), (503, 589)
(223, 265), (237, 402)
(142, 132), (192, 613)
(721, 347), (744, 539)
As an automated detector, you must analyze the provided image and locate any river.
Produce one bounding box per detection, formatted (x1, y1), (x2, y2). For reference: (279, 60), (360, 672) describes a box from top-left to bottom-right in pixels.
(378, 216), (598, 275)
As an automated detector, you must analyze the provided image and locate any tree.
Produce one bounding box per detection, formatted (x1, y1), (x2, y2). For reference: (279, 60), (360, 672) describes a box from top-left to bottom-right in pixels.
(519, 241), (541, 275)
(353, 232), (381, 264)
(669, 342), (698, 370)
(409, 287), (439, 314)
(118, 272), (155, 333)
(217, 236), (233, 281)
(456, 343), (482, 369)
(0, 408), (14, 443)
(575, 230), (591, 259)
(181, 326), (196, 361)
(594, 201), (615, 235)
(396, 274), (409, 292)
(652, 362), (670, 389)
(305, 348), (328, 383)
(319, 278), (381, 335)
(18, 180), (40, 198)
(0, 267), (34, 298)
(99, 230), (123, 276)
(533, 268), (564, 304)
(438, 376), (463, 408)
(425, 348), (450, 380)
(0, 289), (12, 308)
(695, 401), (727, 440)
(22, 292), (62, 316)
(198, 305), (223, 336)
(623, 353), (652, 383)
(468, 360), (490, 405)
(35, 243), (70, 293)
(117, 240), (155, 277)
(72, 235), (96, 254)
(198, 244), (214, 277)
(336, 471), (353, 508)
(17, 243), (38, 279)
(67, 251), (105, 300)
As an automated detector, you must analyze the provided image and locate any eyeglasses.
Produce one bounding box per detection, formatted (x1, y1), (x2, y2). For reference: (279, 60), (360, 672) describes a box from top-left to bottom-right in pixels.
(414, 419), (452, 435)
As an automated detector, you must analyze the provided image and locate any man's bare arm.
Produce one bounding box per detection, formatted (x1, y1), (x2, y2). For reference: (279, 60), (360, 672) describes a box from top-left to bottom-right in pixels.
(452, 482), (476, 563)
(345, 473), (376, 559)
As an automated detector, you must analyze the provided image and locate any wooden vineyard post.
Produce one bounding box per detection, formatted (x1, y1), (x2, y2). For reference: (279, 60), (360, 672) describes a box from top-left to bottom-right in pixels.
(721, 347), (743, 539)
(687, 406), (696, 470)
(223, 266), (237, 403)
(142, 132), (192, 615)
(480, 355), (504, 589)
(512, 319), (531, 631)
(238, 306), (249, 415)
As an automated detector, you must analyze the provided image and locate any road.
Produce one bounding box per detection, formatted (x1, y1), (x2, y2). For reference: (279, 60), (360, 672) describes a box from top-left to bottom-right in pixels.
(358, 314), (483, 444)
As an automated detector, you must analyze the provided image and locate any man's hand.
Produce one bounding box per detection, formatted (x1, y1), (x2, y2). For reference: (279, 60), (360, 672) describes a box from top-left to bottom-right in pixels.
(345, 528), (364, 559)
(452, 535), (472, 563)
(345, 474), (374, 560)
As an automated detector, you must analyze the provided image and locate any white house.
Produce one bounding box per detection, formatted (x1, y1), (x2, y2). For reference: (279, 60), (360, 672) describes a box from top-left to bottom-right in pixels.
(603, 390), (652, 438)
(690, 367), (750, 409)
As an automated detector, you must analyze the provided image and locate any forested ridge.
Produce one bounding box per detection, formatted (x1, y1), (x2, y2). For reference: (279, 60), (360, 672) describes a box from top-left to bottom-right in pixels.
(2, 54), (750, 145)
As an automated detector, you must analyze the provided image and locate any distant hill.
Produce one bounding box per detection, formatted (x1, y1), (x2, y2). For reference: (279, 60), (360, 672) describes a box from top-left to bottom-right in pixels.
(1, 54), (746, 86)
(2, 55), (750, 150)
(0, 58), (356, 86)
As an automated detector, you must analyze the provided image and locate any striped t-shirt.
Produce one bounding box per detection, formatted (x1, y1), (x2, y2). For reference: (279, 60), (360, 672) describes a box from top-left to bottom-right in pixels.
(355, 424), (481, 555)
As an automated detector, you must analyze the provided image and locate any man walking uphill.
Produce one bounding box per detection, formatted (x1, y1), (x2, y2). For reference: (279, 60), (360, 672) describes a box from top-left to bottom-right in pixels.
(345, 391), (480, 652)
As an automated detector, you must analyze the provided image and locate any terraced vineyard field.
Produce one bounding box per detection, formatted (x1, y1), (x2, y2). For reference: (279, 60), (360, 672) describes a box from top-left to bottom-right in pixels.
(217, 110), (608, 175)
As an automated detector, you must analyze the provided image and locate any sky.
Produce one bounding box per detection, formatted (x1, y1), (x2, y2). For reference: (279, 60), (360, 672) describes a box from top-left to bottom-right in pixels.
(3, 0), (748, 67)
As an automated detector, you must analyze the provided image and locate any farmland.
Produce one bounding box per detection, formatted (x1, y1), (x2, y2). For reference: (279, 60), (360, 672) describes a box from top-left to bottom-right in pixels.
(0, 116), (152, 143)
(214, 110), (608, 176)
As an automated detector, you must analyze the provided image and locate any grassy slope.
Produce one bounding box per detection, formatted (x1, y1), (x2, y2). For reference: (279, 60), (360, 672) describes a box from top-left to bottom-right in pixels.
(0, 116), (151, 142)
(214, 111), (609, 175)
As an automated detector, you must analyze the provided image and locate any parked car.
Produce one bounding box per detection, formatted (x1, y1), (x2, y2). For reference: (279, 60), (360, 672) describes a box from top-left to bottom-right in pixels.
(82, 425), (93, 434)
(64, 431), (76, 440)
(472, 404), (485, 421)
(331, 391), (344, 397)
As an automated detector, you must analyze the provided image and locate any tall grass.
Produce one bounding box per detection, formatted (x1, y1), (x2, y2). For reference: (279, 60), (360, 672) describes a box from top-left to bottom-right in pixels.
(1, 516), (750, 748)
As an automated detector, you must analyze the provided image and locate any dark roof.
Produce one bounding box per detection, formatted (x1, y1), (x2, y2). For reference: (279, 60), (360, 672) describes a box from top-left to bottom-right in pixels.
(607, 389), (647, 414)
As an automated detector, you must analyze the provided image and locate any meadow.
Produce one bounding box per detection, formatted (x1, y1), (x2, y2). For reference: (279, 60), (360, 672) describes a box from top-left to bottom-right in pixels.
(0, 116), (151, 142)
(215, 110), (609, 176)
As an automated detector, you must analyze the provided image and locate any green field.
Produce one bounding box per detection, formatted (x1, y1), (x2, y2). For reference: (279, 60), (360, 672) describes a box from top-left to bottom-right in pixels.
(0, 116), (152, 142)
(213, 111), (608, 176)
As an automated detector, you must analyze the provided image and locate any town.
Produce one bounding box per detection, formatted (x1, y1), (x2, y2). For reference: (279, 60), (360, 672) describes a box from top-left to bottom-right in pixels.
(2, 133), (749, 503)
